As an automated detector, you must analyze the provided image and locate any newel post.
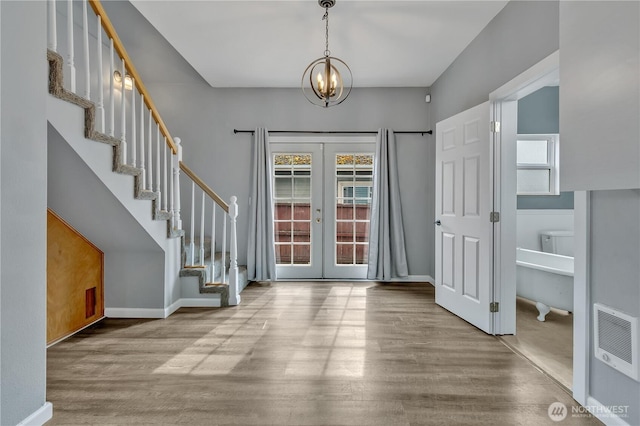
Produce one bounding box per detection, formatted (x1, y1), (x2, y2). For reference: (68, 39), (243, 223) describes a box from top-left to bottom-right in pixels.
(172, 138), (183, 232)
(228, 196), (241, 306)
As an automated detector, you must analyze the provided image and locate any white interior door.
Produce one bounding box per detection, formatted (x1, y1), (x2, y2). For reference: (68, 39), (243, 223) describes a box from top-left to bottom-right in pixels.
(435, 101), (494, 334)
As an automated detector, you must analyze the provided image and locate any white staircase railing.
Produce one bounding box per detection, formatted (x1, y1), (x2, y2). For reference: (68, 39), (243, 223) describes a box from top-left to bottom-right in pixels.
(47, 0), (241, 306)
(179, 162), (241, 306)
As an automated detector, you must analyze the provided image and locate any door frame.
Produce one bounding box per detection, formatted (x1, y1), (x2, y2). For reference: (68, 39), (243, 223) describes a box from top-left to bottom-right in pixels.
(269, 135), (377, 280)
(489, 50), (589, 404)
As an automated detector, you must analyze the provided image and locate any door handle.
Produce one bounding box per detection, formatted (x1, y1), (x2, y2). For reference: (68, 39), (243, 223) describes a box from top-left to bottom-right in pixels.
(434, 220), (441, 226)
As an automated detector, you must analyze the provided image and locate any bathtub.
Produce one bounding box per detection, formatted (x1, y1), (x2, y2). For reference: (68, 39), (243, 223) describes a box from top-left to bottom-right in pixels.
(516, 248), (574, 321)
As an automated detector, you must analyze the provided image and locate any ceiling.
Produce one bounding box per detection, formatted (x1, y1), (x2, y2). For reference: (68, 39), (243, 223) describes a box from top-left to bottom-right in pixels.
(130, 0), (509, 89)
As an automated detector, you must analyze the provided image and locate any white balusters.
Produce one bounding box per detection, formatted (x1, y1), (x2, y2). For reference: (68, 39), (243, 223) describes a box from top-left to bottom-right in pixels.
(130, 80), (136, 167)
(147, 113), (153, 190)
(155, 124), (161, 195)
(139, 99), (146, 188)
(66, 0), (76, 93)
(200, 191), (206, 266)
(163, 140), (168, 212)
(169, 147), (175, 228)
(82, 0), (90, 100)
(210, 201), (216, 282)
(48, 0), (57, 52)
(108, 39), (114, 137)
(228, 196), (240, 305)
(96, 15), (105, 134)
(189, 181), (195, 266)
(172, 138), (182, 231)
(221, 214), (227, 285)
(119, 59), (127, 165)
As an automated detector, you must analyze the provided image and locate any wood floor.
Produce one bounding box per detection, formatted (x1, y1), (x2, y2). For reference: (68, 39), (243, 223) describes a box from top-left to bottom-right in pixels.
(501, 297), (573, 389)
(47, 282), (599, 425)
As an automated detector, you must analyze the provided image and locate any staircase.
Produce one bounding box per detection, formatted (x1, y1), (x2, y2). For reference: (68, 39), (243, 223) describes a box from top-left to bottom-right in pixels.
(46, 0), (246, 313)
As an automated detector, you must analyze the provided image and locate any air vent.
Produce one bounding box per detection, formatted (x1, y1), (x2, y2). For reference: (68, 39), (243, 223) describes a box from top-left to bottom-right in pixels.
(594, 303), (638, 381)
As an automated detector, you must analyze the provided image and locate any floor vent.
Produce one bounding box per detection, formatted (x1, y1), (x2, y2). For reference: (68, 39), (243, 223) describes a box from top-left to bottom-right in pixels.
(594, 303), (638, 381)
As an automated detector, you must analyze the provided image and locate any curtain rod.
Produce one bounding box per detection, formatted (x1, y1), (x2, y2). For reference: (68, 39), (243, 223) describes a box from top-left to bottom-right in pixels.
(233, 129), (432, 136)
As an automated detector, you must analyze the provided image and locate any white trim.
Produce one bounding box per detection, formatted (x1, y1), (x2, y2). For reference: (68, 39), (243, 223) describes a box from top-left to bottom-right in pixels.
(17, 402), (52, 426)
(573, 191), (590, 404)
(489, 51), (560, 102)
(105, 307), (166, 319)
(585, 396), (630, 426)
(516, 209), (574, 216)
(178, 298), (222, 308)
(107, 298), (223, 320)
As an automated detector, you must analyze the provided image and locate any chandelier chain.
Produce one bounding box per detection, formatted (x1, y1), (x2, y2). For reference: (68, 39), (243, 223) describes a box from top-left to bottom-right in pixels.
(323, 8), (330, 57)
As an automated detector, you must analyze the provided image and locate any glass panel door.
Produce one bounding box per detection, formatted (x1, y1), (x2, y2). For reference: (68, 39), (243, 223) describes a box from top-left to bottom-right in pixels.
(323, 144), (375, 279)
(271, 144), (323, 279)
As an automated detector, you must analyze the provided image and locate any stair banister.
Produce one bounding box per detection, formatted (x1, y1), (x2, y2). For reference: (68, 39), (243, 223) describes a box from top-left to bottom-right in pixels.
(228, 196), (240, 306)
(66, 0), (75, 92)
(48, 0), (57, 52)
(82, 0), (90, 100)
(96, 15), (105, 134)
(190, 181), (196, 266)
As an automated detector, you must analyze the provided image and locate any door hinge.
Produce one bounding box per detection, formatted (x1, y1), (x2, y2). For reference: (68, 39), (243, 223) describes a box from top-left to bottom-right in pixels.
(490, 211), (500, 223)
(491, 121), (500, 133)
(490, 302), (499, 313)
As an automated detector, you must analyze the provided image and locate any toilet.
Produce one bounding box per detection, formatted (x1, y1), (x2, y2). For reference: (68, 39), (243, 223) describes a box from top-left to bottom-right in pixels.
(540, 230), (574, 257)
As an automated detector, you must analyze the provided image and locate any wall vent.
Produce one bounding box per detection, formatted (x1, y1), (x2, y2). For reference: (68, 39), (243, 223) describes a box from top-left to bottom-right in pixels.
(593, 303), (638, 381)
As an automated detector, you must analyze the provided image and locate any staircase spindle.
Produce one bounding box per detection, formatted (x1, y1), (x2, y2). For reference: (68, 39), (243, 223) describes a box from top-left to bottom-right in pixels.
(66, 0), (76, 93)
(172, 138), (182, 230)
(221, 217), (227, 285)
(200, 191), (205, 266)
(139, 99), (146, 188)
(228, 196), (240, 305)
(130, 81), (136, 167)
(189, 181), (195, 266)
(108, 39), (114, 137)
(210, 201), (216, 281)
(163, 140), (168, 211)
(155, 124), (161, 194)
(147, 112), (153, 190)
(119, 59), (127, 165)
(82, 0), (90, 100)
(169, 149), (175, 228)
(95, 15), (105, 134)
(48, 0), (57, 52)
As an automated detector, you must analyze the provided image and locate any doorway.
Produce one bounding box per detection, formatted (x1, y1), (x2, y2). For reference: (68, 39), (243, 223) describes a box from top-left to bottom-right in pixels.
(270, 137), (376, 279)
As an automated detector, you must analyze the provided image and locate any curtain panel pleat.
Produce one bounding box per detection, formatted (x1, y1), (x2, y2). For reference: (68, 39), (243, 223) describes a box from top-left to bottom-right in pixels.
(247, 127), (277, 281)
(367, 129), (409, 280)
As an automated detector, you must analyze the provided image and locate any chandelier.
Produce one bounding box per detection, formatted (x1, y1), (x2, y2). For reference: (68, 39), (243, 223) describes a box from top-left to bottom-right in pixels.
(301, 0), (352, 108)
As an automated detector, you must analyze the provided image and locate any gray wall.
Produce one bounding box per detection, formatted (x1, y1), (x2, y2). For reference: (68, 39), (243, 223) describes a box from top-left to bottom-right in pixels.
(103, 1), (433, 277)
(589, 189), (640, 422)
(517, 86), (573, 210)
(560, 2), (640, 422)
(429, 0), (559, 276)
(0, 1), (48, 424)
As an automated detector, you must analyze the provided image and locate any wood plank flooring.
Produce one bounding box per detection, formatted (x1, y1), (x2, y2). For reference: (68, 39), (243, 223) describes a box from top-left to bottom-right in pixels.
(47, 282), (600, 425)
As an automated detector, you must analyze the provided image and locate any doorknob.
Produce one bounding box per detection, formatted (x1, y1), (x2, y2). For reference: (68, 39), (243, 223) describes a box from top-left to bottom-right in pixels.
(434, 220), (441, 226)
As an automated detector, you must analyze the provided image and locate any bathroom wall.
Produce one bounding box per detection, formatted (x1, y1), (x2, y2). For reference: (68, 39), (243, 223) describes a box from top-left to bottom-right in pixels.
(517, 86), (574, 210)
(516, 86), (573, 251)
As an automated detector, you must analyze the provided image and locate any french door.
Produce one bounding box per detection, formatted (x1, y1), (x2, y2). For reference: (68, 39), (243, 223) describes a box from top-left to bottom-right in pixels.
(271, 139), (375, 279)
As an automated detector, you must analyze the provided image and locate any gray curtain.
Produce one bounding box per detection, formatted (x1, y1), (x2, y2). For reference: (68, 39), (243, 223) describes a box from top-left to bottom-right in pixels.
(367, 129), (409, 280)
(247, 127), (277, 281)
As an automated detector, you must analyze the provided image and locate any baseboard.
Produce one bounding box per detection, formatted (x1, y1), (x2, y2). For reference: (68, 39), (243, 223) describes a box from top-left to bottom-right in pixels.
(107, 298), (222, 319)
(179, 298), (222, 308)
(585, 396), (631, 426)
(105, 307), (166, 319)
(17, 402), (52, 426)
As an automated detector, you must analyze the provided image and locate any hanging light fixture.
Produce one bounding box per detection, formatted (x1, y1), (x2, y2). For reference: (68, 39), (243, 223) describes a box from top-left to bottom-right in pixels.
(301, 0), (352, 108)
